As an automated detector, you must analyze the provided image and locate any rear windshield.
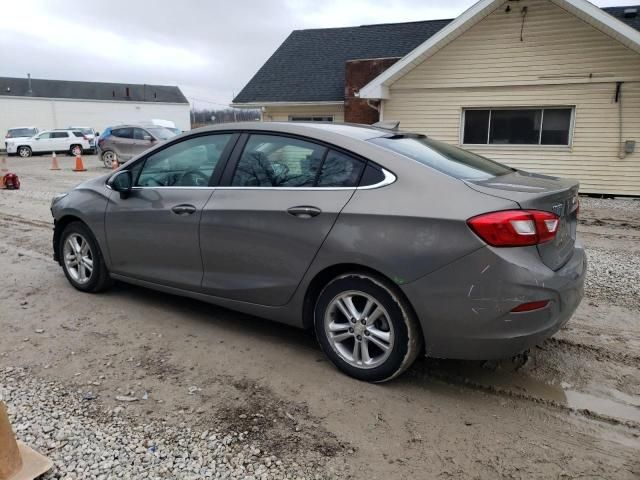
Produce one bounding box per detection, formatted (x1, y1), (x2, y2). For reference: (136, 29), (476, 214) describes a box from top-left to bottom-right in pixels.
(369, 136), (514, 180)
(8, 128), (37, 137)
(146, 127), (176, 140)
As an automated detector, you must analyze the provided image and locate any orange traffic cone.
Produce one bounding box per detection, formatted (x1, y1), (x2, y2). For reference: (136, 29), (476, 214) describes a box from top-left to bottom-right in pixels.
(0, 401), (52, 480)
(50, 152), (60, 171)
(0, 156), (8, 173)
(72, 155), (86, 172)
(111, 153), (119, 170)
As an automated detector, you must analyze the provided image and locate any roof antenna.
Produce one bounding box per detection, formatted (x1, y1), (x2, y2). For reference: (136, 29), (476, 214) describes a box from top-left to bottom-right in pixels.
(26, 73), (33, 96)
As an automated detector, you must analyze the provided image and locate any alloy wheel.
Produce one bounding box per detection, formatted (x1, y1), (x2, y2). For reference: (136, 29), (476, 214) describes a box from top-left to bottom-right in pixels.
(18, 147), (30, 157)
(324, 290), (394, 369)
(63, 233), (94, 284)
(102, 151), (115, 168)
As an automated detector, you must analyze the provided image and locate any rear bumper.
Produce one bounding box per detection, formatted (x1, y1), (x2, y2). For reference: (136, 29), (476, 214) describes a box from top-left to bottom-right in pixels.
(401, 243), (586, 360)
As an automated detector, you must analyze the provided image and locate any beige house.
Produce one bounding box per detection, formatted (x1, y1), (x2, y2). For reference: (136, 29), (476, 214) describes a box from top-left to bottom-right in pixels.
(233, 0), (640, 195)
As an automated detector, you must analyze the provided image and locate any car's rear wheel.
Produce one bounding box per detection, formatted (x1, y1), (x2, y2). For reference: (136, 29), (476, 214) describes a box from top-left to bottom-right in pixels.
(17, 146), (31, 158)
(70, 145), (83, 156)
(314, 272), (422, 382)
(59, 221), (112, 293)
(101, 150), (116, 168)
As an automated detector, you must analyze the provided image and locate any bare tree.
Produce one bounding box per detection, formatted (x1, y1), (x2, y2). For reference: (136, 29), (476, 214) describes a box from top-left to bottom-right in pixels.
(191, 108), (259, 128)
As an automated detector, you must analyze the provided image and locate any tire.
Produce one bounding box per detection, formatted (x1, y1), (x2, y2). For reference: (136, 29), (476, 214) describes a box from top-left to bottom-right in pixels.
(17, 146), (32, 158)
(101, 150), (116, 168)
(59, 221), (112, 293)
(314, 272), (423, 382)
(70, 145), (83, 156)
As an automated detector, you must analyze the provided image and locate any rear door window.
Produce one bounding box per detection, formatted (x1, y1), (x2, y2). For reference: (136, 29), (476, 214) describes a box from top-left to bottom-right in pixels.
(136, 134), (233, 187)
(369, 136), (513, 180)
(232, 134), (327, 187)
(112, 128), (133, 139)
(316, 150), (364, 187)
(51, 132), (69, 138)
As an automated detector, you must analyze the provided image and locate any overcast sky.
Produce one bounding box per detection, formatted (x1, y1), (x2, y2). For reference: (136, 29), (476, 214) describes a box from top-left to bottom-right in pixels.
(0, 0), (636, 109)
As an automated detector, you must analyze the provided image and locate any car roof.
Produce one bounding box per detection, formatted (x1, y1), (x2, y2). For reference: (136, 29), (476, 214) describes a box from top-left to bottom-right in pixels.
(8, 126), (38, 130)
(192, 121), (399, 141)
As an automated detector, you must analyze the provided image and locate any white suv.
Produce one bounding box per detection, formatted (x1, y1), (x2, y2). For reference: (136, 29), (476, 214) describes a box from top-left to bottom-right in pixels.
(6, 129), (90, 158)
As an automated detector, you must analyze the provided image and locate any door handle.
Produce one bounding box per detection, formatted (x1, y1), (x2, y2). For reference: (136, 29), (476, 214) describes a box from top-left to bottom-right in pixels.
(171, 204), (197, 215)
(287, 206), (321, 218)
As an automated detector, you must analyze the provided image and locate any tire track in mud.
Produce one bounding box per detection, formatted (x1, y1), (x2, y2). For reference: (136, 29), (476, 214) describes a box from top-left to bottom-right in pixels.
(410, 359), (640, 431)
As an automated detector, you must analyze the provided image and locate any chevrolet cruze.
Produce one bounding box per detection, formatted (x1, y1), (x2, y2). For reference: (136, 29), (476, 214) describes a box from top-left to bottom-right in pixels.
(51, 122), (586, 382)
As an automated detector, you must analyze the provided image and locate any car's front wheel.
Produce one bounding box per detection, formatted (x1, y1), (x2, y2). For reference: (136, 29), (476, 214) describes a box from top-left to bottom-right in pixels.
(17, 146), (32, 158)
(59, 221), (112, 292)
(315, 272), (423, 382)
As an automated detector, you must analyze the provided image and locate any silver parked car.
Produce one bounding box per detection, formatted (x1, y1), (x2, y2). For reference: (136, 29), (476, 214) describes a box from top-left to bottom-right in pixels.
(51, 122), (586, 382)
(97, 124), (177, 168)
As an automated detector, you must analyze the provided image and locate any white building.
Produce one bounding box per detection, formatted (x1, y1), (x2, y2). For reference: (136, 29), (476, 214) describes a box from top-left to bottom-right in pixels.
(0, 76), (191, 137)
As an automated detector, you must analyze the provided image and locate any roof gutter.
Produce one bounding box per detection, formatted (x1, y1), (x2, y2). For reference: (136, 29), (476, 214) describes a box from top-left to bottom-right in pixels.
(230, 100), (344, 109)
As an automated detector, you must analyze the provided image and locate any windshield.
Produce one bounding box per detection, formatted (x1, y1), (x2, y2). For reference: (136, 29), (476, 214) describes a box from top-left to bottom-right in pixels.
(8, 128), (37, 137)
(369, 136), (514, 180)
(146, 127), (176, 140)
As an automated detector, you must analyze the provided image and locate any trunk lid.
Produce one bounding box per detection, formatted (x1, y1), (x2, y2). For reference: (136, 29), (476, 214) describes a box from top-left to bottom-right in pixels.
(465, 170), (579, 271)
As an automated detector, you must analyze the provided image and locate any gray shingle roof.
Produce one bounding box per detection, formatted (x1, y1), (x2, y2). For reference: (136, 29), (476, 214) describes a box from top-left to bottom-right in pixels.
(233, 19), (452, 104)
(0, 77), (189, 104)
(234, 5), (640, 104)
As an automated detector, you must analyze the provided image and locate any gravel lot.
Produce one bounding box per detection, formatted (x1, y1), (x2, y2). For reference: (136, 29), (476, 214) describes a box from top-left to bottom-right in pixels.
(0, 155), (638, 479)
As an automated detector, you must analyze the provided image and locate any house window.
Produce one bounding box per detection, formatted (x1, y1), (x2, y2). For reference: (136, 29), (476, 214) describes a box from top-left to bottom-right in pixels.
(462, 108), (573, 146)
(288, 115), (334, 122)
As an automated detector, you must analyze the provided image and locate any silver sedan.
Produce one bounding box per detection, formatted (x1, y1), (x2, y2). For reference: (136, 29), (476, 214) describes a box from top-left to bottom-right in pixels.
(51, 122), (586, 382)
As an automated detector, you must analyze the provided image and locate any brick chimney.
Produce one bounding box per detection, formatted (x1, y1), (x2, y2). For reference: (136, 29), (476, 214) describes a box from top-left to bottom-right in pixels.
(344, 57), (399, 124)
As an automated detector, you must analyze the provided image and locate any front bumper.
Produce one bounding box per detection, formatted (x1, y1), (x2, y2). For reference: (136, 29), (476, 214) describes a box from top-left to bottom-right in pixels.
(401, 243), (586, 360)
(5, 143), (17, 154)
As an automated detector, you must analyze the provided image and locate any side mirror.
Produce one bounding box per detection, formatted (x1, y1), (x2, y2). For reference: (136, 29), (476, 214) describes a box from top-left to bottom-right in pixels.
(108, 170), (132, 198)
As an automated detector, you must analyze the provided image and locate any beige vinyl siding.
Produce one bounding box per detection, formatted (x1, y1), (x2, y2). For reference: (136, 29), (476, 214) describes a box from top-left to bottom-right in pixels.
(384, 82), (640, 195)
(384, 0), (640, 195)
(393, 0), (640, 89)
(263, 104), (344, 122)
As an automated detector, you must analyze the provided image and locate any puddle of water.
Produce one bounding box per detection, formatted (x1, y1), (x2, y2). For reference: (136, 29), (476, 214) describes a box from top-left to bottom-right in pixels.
(564, 390), (640, 424)
(427, 360), (640, 424)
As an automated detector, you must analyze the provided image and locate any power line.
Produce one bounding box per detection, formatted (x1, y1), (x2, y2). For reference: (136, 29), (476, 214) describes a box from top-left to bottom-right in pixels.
(188, 96), (238, 108)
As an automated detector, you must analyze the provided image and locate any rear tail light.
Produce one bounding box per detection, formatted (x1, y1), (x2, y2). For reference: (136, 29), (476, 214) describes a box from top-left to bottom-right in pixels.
(5, 133), (11, 138)
(511, 300), (550, 312)
(467, 210), (559, 247)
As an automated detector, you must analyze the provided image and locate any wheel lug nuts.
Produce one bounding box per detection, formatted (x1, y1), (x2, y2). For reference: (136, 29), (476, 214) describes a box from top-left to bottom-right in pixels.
(360, 319), (366, 325)
(364, 330), (370, 336)
(348, 327), (354, 333)
(350, 318), (356, 324)
(356, 335), (362, 341)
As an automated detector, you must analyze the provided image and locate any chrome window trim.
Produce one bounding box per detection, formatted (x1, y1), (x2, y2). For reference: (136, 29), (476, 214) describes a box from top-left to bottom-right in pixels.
(106, 168), (396, 192)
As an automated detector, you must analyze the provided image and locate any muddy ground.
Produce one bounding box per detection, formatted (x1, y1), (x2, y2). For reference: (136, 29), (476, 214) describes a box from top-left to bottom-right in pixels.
(0, 154), (638, 479)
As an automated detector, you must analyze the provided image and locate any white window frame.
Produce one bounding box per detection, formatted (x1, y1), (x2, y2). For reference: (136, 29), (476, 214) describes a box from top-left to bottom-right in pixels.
(288, 115), (334, 122)
(460, 106), (576, 148)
